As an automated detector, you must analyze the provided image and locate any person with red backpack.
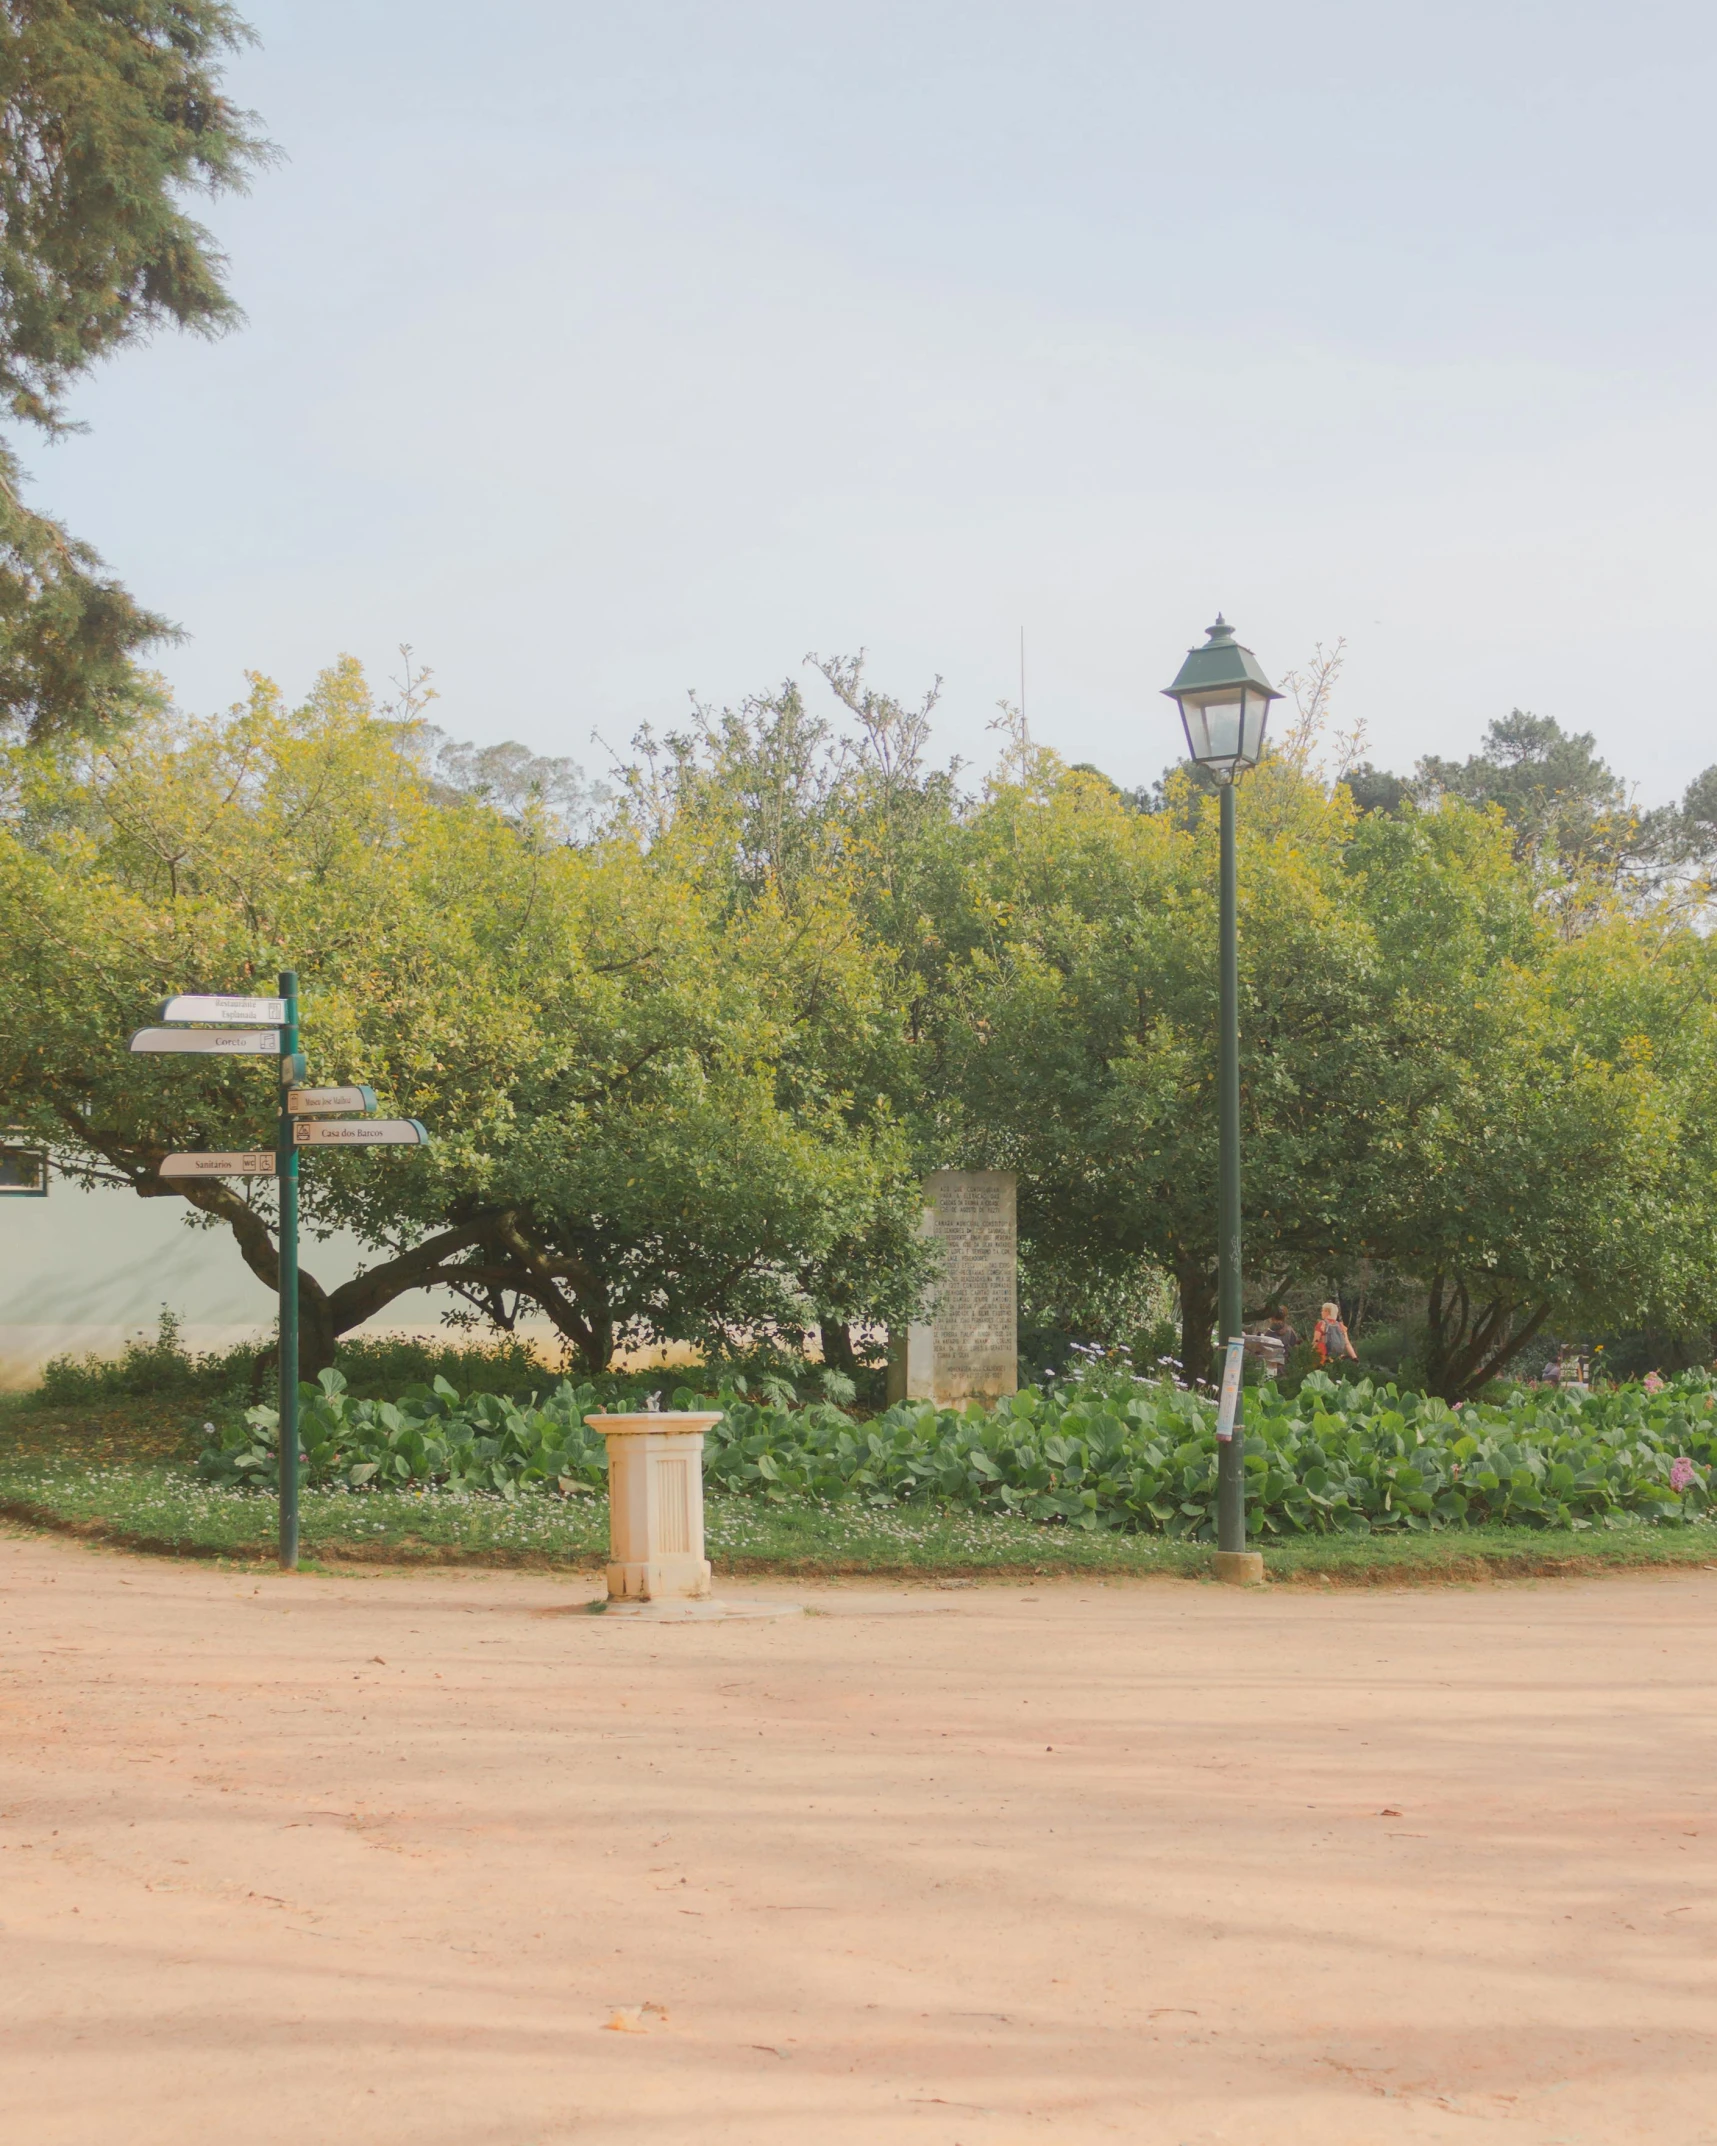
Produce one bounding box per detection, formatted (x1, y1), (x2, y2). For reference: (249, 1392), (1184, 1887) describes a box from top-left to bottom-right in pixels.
(1313, 1301), (1358, 1369)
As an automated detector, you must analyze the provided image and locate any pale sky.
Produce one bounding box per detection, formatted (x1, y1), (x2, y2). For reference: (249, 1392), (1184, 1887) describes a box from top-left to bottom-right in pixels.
(33, 0), (1717, 800)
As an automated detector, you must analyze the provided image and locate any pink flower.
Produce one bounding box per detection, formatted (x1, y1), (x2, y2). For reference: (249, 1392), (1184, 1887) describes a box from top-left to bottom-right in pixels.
(1644, 1371), (1666, 1395)
(1670, 1456), (1697, 1493)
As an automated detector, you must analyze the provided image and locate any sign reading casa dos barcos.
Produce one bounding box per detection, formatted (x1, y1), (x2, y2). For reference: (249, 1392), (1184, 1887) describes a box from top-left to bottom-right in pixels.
(127, 976), (431, 1574)
(129, 1026), (279, 1055)
(159, 993), (287, 1027)
(293, 1118), (426, 1147)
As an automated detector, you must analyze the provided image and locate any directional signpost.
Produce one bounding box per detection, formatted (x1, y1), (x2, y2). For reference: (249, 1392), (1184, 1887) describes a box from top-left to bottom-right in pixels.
(276, 977), (302, 1570)
(126, 970), (429, 1570)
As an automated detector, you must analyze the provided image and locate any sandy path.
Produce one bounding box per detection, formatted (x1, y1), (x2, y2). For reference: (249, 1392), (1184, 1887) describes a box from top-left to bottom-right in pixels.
(1, 1536), (1714, 2145)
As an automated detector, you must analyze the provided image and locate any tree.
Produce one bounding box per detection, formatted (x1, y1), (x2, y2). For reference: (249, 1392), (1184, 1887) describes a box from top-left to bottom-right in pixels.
(1414, 711), (1644, 878)
(0, 3), (270, 741)
(0, 661), (925, 1373)
(1348, 708), (1717, 916)
(913, 743), (1717, 1397)
(1341, 761), (1409, 816)
(598, 657), (949, 1371)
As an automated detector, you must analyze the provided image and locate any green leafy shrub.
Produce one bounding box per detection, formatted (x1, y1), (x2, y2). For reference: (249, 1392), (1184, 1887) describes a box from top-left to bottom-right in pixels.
(196, 1366), (1717, 1538)
(38, 1310), (251, 1404)
(196, 1370), (610, 1498)
(36, 1314), (857, 1413)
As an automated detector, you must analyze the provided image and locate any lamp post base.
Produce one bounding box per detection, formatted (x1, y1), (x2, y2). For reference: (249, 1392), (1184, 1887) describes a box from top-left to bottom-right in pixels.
(1213, 1550), (1265, 1586)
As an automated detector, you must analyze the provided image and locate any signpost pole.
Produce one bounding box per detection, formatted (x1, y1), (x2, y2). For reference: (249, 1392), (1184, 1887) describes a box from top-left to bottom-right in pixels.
(277, 970), (301, 1572)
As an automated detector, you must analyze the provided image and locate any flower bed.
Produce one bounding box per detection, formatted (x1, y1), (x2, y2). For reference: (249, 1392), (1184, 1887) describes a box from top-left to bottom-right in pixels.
(194, 1366), (1717, 1539)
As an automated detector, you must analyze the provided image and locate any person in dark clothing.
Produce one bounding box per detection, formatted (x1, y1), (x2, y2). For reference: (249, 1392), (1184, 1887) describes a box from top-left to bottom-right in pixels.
(1266, 1307), (1300, 1356)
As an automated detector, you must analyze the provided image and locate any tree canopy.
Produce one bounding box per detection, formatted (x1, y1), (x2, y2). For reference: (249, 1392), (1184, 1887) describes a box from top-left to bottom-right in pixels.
(6, 644), (1717, 1401)
(0, 664), (927, 1374)
(0, 2), (269, 742)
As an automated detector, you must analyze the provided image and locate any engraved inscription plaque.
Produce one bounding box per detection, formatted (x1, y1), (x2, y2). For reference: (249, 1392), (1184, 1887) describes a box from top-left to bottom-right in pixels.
(887, 1169), (1017, 1404)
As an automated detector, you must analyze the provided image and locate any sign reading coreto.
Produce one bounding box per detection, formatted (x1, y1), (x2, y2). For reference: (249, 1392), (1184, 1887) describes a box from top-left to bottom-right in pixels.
(292, 1118), (428, 1148)
(159, 993), (287, 1027)
(286, 1085), (377, 1116)
(130, 1026), (279, 1055)
(158, 1151), (277, 1178)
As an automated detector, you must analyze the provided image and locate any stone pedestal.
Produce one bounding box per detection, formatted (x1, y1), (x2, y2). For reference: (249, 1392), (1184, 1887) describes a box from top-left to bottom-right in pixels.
(588, 1412), (719, 1602)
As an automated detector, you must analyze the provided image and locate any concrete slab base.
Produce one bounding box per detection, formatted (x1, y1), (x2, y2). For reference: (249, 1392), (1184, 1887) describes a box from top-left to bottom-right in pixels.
(1213, 1550), (1266, 1585)
(586, 1596), (805, 1622)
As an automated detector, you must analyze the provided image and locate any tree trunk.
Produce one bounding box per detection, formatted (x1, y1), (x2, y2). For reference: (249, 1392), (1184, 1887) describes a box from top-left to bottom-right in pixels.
(819, 1320), (859, 1376)
(1176, 1257), (1219, 1388)
(298, 1282), (340, 1383)
(1424, 1269), (1554, 1400)
(102, 1120), (660, 1386)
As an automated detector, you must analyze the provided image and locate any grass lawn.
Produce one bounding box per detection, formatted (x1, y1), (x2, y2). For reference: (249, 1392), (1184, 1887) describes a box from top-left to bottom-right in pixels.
(3, 1394), (1715, 1584)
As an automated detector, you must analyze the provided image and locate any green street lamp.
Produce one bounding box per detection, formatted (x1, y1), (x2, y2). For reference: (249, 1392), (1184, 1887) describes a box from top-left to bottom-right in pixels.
(1163, 615), (1281, 1584)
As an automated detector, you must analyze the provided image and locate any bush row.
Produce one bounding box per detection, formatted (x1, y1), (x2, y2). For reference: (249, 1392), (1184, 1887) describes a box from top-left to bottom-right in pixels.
(194, 1366), (1717, 1537)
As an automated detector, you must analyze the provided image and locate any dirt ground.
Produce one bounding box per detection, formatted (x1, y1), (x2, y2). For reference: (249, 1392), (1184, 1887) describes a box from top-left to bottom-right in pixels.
(2, 1536), (1714, 2146)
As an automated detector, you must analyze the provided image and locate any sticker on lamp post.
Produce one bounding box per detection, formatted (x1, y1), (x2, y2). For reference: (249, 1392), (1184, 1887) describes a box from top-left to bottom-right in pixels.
(286, 1085), (377, 1116)
(159, 994), (288, 1027)
(292, 1118), (428, 1147)
(159, 1152), (277, 1178)
(130, 1027), (280, 1055)
(1214, 1336), (1245, 1442)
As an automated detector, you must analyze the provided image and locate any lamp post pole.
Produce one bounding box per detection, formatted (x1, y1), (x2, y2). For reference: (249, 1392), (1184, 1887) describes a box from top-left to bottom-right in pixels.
(1216, 778), (1245, 1555)
(1161, 615), (1279, 1585)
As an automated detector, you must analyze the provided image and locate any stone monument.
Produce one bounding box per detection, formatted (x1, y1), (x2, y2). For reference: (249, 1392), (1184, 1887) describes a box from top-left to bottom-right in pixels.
(886, 1169), (1017, 1405)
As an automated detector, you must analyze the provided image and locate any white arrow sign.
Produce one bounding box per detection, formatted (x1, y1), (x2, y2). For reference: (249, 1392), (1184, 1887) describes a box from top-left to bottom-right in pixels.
(287, 1085), (377, 1116)
(159, 1151), (277, 1178)
(130, 1027), (279, 1055)
(160, 994), (287, 1027)
(293, 1118), (428, 1148)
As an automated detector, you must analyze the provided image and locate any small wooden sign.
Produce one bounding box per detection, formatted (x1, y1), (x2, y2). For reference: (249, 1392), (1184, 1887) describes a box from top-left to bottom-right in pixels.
(287, 1085), (377, 1116)
(159, 1152), (277, 1178)
(130, 1027), (279, 1055)
(292, 1118), (428, 1148)
(160, 993), (287, 1027)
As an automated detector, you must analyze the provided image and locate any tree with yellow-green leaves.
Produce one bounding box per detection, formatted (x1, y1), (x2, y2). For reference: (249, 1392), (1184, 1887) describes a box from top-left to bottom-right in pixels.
(0, 660), (928, 1374)
(906, 743), (1717, 1398)
(586, 656), (1717, 1399)
(8, 641), (1715, 1402)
